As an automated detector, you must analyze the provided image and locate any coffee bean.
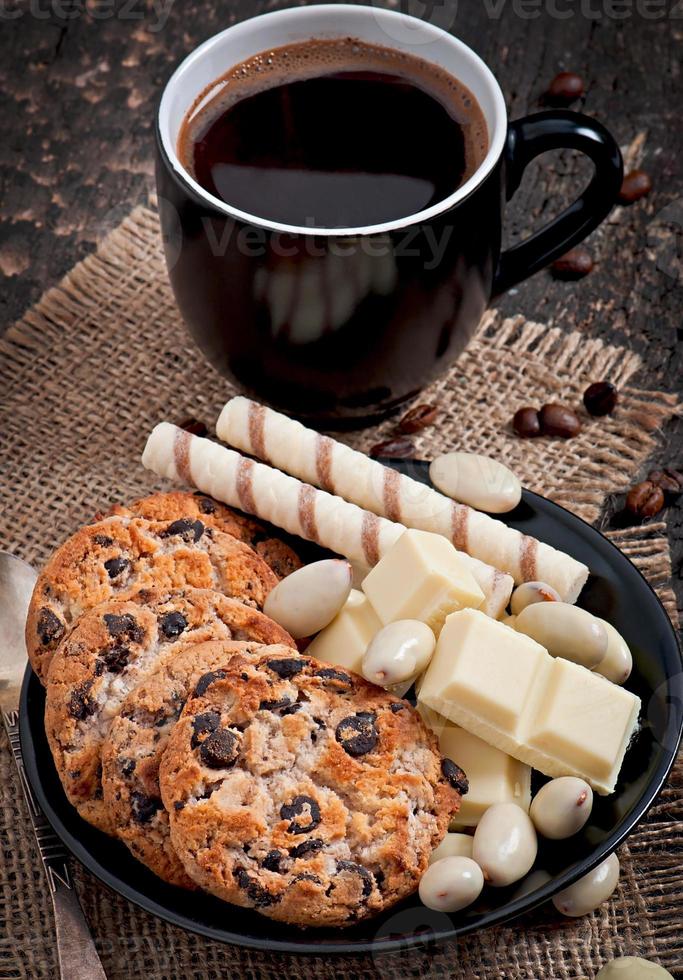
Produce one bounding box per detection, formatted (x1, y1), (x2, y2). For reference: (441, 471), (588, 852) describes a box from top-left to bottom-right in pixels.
(551, 247), (593, 280)
(647, 468), (683, 495)
(369, 436), (415, 459)
(441, 758), (469, 795)
(513, 407), (541, 438)
(625, 480), (665, 519)
(398, 403), (439, 434)
(539, 404), (582, 438)
(178, 417), (208, 437)
(583, 381), (618, 416)
(618, 169), (652, 204)
(546, 71), (585, 104)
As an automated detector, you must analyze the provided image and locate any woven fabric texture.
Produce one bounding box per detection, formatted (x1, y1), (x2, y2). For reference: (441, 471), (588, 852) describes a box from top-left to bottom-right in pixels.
(0, 205), (680, 979)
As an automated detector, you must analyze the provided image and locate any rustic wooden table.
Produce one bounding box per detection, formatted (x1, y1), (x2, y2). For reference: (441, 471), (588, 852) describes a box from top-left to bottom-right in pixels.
(1, 0), (681, 612)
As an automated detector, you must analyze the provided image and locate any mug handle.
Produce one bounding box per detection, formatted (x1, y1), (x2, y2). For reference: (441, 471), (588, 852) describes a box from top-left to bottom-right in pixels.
(493, 110), (623, 296)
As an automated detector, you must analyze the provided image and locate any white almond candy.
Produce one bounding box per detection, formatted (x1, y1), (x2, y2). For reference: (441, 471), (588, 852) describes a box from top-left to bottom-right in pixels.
(594, 619), (633, 685)
(472, 803), (537, 887)
(429, 452), (522, 514)
(510, 581), (561, 616)
(530, 777), (593, 839)
(595, 958), (674, 980)
(362, 620), (435, 689)
(515, 602), (608, 669)
(552, 852), (620, 917)
(263, 559), (352, 639)
(429, 832), (474, 864)
(418, 856), (484, 913)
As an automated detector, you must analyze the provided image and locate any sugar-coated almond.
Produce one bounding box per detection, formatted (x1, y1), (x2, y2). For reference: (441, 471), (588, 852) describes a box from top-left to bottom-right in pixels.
(472, 803), (537, 887)
(418, 856), (484, 912)
(429, 452), (522, 514)
(510, 581), (561, 616)
(530, 777), (593, 839)
(552, 852), (620, 917)
(595, 957), (673, 980)
(263, 559), (352, 639)
(514, 602), (607, 669)
(362, 620), (435, 688)
(594, 619), (632, 685)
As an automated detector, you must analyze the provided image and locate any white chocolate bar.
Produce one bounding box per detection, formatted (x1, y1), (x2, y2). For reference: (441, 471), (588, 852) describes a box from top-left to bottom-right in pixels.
(418, 703), (531, 828)
(141, 423), (512, 617)
(305, 590), (381, 673)
(362, 529), (484, 634)
(418, 609), (640, 795)
(216, 397), (589, 602)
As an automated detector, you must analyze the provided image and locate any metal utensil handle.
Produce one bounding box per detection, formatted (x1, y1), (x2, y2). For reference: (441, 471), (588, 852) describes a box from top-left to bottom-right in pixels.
(3, 709), (108, 980)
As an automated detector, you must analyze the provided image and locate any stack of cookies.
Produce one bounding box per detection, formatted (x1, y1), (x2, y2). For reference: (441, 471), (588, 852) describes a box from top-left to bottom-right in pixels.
(27, 490), (463, 928)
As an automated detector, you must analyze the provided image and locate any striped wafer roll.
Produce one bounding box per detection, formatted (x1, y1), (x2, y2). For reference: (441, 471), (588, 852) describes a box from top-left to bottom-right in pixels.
(142, 423), (513, 618)
(216, 397), (589, 603)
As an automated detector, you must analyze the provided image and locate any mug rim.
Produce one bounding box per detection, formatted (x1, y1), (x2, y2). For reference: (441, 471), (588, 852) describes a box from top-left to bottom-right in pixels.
(157, 3), (508, 237)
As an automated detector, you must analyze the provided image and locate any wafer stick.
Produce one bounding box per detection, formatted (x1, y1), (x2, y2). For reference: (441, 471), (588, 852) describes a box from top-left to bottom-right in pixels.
(216, 397), (589, 602)
(142, 423), (513, 618)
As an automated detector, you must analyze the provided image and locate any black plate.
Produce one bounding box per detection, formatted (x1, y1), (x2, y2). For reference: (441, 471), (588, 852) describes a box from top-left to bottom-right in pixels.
(19, 463), (683, 955)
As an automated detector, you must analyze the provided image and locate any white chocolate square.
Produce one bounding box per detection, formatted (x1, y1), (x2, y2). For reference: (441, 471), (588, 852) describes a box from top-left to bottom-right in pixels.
(361, 529), (484, 634)
(305, 589), (380, 674)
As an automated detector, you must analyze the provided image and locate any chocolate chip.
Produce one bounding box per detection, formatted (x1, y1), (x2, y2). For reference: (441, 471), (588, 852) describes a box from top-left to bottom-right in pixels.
(583, 381), (618, 417)
(280, 795), (321, 834)
(197, 495), (216, 514)
(291, 873), (321, 884)
(625, 481), (665, 520)
(199, 728), (240, 769)
(314, 667), (353, 689)
(262, 849), (283, 872)
(233, 869), (280, 908)
(97, 644), (130, 675)
(647, 468), (683, 495)
(67, 681), (96, 720)
(173, 800), (185, 811)
(259, 697), (295, 712)
(374, 868), (385, 889)
(398, 403), (439, 434)
(120, 758), (136, 777)
(369, 436), (415, 459)
(37, 607), (65, 647)
(190, 711), (221, 748)
(178, 417), (208, 437)
(288, 838), (324, 860)
(389, 702), (406, 713)
(335, 860), (374, 898)
(512, 407), (541, 438)
(545, 71), (585, 105)
(551, 247), (593, 280)
(193, 670), (226, 697)
(539, 404), (582, 438)
(265, 658), (308, 679)
(441, 758), (469, 795)
(335, 713), (378, 757)
(161, 518), (205, 542)
(103, 613), (144, 643)
(104, 556), (130, 580)
(94, 535), (114, 547)
(619, 169), (652, 204)
(158, 611), (188, 639)
(131, 792), (162, 824)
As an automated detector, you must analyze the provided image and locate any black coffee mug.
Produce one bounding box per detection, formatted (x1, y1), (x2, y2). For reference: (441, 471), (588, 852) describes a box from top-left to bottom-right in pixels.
(156, 4), (623, 428)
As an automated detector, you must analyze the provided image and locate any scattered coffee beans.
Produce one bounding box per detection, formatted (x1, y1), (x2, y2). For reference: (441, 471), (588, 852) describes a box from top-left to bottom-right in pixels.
(369, 436), (415, 459)
(539, 404), (582, 438)
(551, 247), (594, 280)
(399, 403), (439, 434)
(583, 381), (618, 416)
(513, 407), (541, 438)
(618, 169), (652, 204)
(647, 468), (683, 495)
(546, 71), (585, 105)
(178, 417), (208, 437)
(625, 481), (665, 519)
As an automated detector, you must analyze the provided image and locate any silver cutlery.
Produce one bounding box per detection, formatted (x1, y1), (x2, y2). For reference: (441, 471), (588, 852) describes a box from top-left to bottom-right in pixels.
(0, 551), (107, 980)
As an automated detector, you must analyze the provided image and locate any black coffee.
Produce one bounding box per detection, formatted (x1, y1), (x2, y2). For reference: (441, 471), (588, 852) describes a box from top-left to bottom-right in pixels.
(179, 38), (488, 228)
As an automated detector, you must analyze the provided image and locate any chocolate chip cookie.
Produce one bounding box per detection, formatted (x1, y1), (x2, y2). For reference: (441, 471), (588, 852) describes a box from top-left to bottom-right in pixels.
(27, 514), (279, 683)
(160, 653), (462, 927)
(109, 490), (302, 580)
(102, 640), (291, 888)
(45, 591), (294, 833)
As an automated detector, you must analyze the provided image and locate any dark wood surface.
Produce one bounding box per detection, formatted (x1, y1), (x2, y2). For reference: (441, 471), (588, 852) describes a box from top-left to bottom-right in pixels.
(1, 0), (681, 614)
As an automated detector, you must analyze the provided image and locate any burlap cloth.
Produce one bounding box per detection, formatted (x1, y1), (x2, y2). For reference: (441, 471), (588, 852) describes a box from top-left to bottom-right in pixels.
(0, 206), (680, 979)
